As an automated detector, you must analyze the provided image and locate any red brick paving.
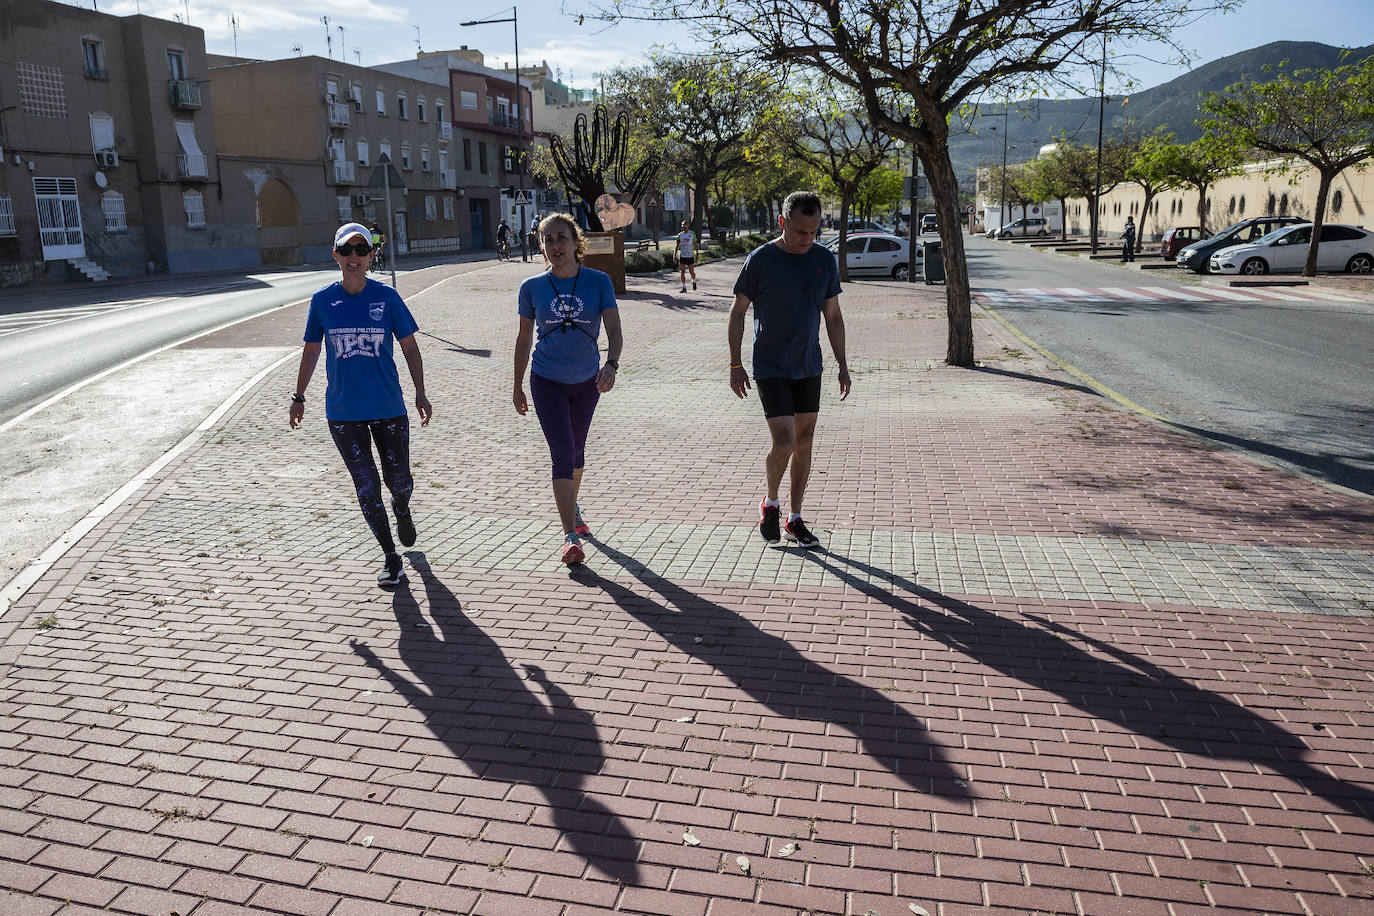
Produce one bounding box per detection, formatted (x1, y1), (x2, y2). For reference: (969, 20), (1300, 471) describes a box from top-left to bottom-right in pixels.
(0, 255), (1371, 914)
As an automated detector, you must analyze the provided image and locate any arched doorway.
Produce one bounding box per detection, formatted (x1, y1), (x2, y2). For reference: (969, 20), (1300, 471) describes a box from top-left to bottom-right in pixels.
(257, 178), (303, 265)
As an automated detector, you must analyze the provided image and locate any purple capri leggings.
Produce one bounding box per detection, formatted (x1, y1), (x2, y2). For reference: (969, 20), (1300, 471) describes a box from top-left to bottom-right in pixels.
(529, 372), (601, 479)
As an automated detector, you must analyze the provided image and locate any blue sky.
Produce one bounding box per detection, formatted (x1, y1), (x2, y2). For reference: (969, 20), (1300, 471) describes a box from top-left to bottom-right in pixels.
(97, 0), (1374, 95)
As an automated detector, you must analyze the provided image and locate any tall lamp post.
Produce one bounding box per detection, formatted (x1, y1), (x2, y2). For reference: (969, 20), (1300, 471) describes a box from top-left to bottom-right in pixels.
(460, 7), (529, 262)
(988, 103), (1009, 235)
(1091, 34), (1107, 254)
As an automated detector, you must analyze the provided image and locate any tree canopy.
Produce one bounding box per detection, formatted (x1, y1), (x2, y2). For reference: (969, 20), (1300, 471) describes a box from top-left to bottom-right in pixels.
(1202, 56), (1374, 274)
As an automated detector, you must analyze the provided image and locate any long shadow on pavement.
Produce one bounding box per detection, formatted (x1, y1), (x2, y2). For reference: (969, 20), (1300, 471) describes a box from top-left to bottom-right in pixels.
(577, 537), (967, 798)
(351, 553), (640, 884)
(800, 549), (1374, 822)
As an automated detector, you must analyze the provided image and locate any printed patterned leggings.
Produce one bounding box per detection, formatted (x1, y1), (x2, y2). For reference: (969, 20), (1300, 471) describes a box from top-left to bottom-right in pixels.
(328, 415), (412, 555)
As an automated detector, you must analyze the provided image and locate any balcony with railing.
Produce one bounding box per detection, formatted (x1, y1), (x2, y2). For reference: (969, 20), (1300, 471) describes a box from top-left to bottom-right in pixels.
(169, 79), (202, 109)
(328, 101), (351, 127)
(177, 154), (209, 179)
(488, 110), (520, 131)
(84, 63), (109, 80)
(333, 161), (357, 184)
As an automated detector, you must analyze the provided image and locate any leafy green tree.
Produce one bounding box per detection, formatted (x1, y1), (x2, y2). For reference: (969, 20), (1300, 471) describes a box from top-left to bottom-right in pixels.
(1124, 131), (1184, 252)
(783, 80), (900, 279)
(588, 0), (1229, 366)
(604, 53), (777, 235)
(1202, 57), (1374, 275)
(1153, 137), (1246, 235)
(1028, 138), (1130, 243)
(1023, 151), (1075, 241)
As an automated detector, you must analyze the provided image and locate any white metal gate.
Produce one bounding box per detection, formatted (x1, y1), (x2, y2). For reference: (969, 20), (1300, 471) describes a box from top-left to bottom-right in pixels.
(33, 177), (85, 260)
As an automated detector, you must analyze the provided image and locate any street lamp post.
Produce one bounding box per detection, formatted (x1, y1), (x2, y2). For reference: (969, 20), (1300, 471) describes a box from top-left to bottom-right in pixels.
(988, 104), (1009, 235)
(1092, 34), (1107, 254)
(460, 7), (529, 262)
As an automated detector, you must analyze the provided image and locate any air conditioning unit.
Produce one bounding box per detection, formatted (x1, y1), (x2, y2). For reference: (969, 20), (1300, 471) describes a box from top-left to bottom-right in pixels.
(353, 193), (369, 207)
(95, 149), (119, 168)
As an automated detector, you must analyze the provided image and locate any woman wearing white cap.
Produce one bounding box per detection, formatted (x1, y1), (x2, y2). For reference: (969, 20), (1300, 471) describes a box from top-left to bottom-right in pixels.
(289, 222), (432, 587)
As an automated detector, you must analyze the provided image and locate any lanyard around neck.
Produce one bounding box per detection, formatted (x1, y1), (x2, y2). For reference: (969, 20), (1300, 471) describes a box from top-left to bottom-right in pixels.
(538, 268), (594, 343)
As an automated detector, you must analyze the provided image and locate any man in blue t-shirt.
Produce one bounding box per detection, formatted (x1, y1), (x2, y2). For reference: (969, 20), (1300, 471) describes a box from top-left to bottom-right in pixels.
(729, 191), (851, 550)
(289, 222), (432, 587)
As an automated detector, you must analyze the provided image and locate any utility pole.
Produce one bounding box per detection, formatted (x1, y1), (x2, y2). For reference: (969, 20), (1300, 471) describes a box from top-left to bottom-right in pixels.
(1092, 35), (1107, 254)
(460, 8), (528, 261)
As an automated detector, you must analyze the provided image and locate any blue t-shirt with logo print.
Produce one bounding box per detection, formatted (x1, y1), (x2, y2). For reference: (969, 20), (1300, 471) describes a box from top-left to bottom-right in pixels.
(303, 278), (419, 421)
(518, 266), (617, 384)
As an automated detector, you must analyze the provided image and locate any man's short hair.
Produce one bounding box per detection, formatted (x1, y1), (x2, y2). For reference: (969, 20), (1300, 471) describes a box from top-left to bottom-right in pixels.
(782, 191), (822, 221)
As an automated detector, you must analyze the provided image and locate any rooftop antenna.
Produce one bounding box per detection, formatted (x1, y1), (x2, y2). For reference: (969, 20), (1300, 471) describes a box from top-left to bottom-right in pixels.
(354, 49), (361, 66)
(338, 25), (346, 63)
(228, 13), (239, 57)
(291, 43), (302, 57)
(414, 26), (422, 54)
(322, 16), (332, 59)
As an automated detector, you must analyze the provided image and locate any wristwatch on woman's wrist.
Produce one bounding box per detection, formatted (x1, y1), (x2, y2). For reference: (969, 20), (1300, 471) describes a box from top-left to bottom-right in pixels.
(605, 359), (619, 370)
(291, 393), (306, 404)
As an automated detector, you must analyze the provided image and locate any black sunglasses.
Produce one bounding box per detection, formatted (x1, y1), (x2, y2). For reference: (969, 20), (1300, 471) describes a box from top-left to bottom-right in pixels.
(335, 242), (372, 256)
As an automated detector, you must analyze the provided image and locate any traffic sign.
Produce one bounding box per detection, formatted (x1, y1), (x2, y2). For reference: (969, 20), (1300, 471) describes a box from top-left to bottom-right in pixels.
(966, 204), (974, 214)
(646, 194), (659, 208)
(512, 190), (532, 207)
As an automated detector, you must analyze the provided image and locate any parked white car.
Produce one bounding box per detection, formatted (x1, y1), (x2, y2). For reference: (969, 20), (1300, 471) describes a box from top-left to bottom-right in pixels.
(827, 232), (921, 280)
(1209, 222), (1374, 275)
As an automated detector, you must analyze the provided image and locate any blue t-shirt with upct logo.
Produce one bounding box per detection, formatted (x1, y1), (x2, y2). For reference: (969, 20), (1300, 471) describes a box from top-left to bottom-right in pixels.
(518, 267), (617, 384)
(733, 241), (842, 380)
(303, 278), (419, 421)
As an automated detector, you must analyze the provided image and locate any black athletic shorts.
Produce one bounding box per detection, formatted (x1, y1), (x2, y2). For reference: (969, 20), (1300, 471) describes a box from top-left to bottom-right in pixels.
(678, 256), (695, 265)
(756, 375), (822, 419)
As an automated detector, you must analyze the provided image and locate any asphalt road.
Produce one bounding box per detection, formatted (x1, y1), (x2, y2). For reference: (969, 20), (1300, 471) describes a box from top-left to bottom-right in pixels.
(960, 234), (1374, 495)
(0, 268), (338, 425)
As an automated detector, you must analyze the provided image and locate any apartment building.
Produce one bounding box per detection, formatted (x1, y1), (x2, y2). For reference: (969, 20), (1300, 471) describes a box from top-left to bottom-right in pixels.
(376, 48), (536, 246)
(208, 54), (462, 264)
(0, 0), (244, 285)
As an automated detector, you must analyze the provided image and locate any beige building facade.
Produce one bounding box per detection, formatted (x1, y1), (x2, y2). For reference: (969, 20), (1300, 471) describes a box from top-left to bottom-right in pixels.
(0, 0), (245, 284)
(1075, 156), (1374, 247)
(208, 55), (465, 264)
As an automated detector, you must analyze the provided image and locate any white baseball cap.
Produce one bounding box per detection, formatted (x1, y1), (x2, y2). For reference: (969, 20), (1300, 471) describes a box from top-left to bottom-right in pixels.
(334, 222), (371, 247)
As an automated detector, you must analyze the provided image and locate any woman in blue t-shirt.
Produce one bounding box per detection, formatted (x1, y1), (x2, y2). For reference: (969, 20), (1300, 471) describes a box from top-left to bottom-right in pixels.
(289, 222), (432, 587)
(513, 213), (623, 565)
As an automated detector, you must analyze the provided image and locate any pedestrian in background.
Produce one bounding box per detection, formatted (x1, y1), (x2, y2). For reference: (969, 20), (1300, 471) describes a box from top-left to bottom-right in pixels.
(1122, 215), (1137, 263)
(513, 213), (624, 565)
(728, 190), (851, 550)
(674, 220), (698, 293)
(289, 222), (431, 587)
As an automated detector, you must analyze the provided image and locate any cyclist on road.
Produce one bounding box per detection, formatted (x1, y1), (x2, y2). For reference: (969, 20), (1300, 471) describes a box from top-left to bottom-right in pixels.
(497, 218), (513, 260)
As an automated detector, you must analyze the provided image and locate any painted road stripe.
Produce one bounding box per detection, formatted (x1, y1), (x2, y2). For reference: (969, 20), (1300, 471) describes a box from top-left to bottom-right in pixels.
(1140, 286), (1199, 300)
(1189, 286), (1260, 301)
(1098, 287), (1157, 300)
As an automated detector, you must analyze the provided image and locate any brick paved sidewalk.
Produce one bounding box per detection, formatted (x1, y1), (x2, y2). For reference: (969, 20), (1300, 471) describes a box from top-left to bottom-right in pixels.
(2, 256), (1372, 915)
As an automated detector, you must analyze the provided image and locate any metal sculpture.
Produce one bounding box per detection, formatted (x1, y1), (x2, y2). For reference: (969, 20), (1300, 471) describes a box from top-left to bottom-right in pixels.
(549, 104), (659, 232)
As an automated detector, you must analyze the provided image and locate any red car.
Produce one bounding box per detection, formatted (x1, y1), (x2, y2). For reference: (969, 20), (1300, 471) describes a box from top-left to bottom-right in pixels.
(1161, 226), (1203, 259)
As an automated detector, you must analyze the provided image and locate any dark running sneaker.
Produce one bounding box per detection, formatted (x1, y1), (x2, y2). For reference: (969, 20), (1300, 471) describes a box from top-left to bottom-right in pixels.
(377, 553), (405, 587)
(759, 500), (781, 544)
(393, 496), (416, 548)
(784, 516), (820, 548)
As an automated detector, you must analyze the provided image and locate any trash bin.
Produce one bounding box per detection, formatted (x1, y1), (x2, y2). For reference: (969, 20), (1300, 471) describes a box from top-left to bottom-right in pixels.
(923, 239), (944, 284)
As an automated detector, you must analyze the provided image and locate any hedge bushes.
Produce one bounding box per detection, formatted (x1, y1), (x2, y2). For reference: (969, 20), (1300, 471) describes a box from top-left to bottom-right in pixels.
(623, 232), (775, 274)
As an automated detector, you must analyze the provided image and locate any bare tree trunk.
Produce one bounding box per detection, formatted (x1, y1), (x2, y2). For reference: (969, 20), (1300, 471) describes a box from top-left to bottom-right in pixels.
(1138, 190), (1156, 252)
(837, 193), (852, 282)
(1058, 197), (1069, 240)
(921, 143), (974, 367)
(1195, 181), (1211, 236)
(1305, 172), (1333, 277)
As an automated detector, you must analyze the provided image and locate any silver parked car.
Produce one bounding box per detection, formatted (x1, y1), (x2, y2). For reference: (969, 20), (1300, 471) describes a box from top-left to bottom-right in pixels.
(827, 232), (921, 280)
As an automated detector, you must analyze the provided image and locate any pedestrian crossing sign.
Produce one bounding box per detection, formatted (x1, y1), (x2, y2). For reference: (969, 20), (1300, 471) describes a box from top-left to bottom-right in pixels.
(512, 190), (532, 207)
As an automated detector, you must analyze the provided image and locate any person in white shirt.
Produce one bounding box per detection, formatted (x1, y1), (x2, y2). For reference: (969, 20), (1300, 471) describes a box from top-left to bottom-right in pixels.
(674, 221), (698, 293)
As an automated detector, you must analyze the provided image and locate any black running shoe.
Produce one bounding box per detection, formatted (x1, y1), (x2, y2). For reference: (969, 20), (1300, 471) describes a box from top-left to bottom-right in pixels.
(377, 553), (405, 587)
(784, 516), (820, 548)
(759, 500), (781, 544)
(393, 496), (416, 548)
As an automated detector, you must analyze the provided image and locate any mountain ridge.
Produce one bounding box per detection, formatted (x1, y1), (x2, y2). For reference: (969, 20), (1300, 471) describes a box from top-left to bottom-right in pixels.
(950, 40), (1374, 183)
